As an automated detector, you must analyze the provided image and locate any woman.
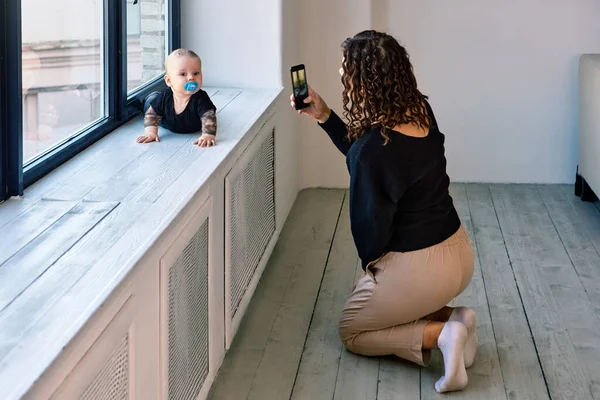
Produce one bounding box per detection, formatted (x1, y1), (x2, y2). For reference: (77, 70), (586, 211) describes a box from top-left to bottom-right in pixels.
(291, 31), (477, 393)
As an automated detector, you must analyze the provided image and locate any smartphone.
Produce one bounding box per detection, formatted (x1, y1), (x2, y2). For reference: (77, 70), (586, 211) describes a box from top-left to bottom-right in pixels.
(290, 64), (310, 110)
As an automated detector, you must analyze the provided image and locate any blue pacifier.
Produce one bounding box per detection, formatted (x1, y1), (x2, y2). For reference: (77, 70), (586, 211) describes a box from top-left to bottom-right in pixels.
(184, 81), (199, 93)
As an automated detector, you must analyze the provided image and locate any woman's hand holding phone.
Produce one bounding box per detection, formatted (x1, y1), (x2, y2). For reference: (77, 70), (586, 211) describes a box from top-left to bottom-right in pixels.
(290, 86), (331, 124)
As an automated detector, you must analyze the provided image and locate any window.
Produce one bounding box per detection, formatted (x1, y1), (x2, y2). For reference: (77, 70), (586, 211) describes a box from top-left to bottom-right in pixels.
(127, 0), (167, 93)
(0, 0), (180, 201)
(22, 1), (104, 163)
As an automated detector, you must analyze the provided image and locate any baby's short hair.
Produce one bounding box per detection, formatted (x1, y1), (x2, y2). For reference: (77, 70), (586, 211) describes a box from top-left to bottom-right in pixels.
(165, 48), (201, 71)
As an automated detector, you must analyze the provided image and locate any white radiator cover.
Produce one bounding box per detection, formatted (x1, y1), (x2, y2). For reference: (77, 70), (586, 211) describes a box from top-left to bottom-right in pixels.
(225, 128), (276, 348)
(79, 336), (129, 400)
(46, 300), (136, 400)
(160, 199), (212, 400)
(579, 54), (600, 196)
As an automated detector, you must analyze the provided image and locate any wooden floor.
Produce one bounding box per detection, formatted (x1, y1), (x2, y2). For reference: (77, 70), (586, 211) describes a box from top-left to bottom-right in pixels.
(209, 184), (600, 400)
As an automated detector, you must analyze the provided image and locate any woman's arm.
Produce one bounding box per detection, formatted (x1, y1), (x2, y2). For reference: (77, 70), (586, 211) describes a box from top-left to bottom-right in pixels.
(291, 86), (353, 155)
(318, 110), (353, 156)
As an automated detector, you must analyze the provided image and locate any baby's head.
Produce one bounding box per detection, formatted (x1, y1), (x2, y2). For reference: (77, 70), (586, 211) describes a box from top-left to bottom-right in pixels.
(164, 49), (203, 95)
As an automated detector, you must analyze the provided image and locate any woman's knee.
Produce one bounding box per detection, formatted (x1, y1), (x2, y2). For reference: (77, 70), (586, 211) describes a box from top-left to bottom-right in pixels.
(338, 274), (377, 349)
(338, 328), (357, 351)
(338, 318), (356, 347)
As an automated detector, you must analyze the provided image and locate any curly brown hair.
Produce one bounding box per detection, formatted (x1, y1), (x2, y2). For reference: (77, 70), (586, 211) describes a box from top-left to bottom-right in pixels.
(341, 31), (430, 144)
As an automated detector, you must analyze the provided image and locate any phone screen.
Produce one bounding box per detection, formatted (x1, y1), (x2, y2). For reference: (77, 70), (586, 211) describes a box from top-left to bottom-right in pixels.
(292, 69), (308, 98)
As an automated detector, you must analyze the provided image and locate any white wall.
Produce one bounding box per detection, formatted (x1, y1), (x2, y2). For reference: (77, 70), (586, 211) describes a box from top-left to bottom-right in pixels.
(387, 0), (600, 184)
(296, 0), (373, 189)
(295, 0), (600, 187)
(182, 0), (297, 230)
(277, 0), (299, 226)
(183, 1), (600, 190)
(182, 0), (281, 89)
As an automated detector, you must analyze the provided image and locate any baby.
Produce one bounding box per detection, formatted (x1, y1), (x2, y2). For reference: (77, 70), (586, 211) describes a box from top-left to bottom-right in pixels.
(137, 49), (217, 147)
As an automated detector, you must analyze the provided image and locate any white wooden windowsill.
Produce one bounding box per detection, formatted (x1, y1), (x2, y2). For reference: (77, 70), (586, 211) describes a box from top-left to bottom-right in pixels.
(0, 87), (281, 399)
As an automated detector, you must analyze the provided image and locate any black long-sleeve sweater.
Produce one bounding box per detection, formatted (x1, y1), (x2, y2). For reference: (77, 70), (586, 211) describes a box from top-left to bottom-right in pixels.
(318, 103), (461, 270)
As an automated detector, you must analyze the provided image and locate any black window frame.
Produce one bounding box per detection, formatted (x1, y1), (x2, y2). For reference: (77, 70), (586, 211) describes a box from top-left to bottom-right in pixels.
(0, 0), (181, 202)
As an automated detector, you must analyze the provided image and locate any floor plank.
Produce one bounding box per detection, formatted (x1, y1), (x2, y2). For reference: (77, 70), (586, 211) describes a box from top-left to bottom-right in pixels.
(0, 201), (118, 312)
(422, 184), (506, 400)
(377, 357), (420, 400)
(533, 185), (600, 397)
(562, 185), (600, 267)
(197, 184), (600, 400)
(370, 230), (420, 400)
(490, 184), (595, 399)
(247, 190), (347, 400)
(290, 193), (359, 400)
(332, 259), (379, 400)
(466, 184), (549, 400)
(339, 257), (421, 400)
(538, 185), (600, 320)
(334, 350), (379, 400)
(208, 189), (345, 400)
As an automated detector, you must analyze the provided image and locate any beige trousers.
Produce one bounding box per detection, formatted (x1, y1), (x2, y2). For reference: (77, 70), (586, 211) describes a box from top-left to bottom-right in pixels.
(338, 225), (474, 366)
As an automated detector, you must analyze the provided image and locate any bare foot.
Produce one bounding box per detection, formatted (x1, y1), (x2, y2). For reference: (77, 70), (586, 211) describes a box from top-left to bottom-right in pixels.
(435, 321), (468, 393)
(449, 306), (477, 368)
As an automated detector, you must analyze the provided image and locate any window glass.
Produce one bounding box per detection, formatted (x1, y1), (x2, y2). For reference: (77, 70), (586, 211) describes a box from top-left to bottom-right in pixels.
(127, 0), (167, 92)
(21, 0), (104, 163)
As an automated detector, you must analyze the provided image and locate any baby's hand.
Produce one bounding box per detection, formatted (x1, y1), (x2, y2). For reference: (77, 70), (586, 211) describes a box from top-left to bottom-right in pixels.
(137, 130), (160, 144)
(193, 134), (216, 148)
